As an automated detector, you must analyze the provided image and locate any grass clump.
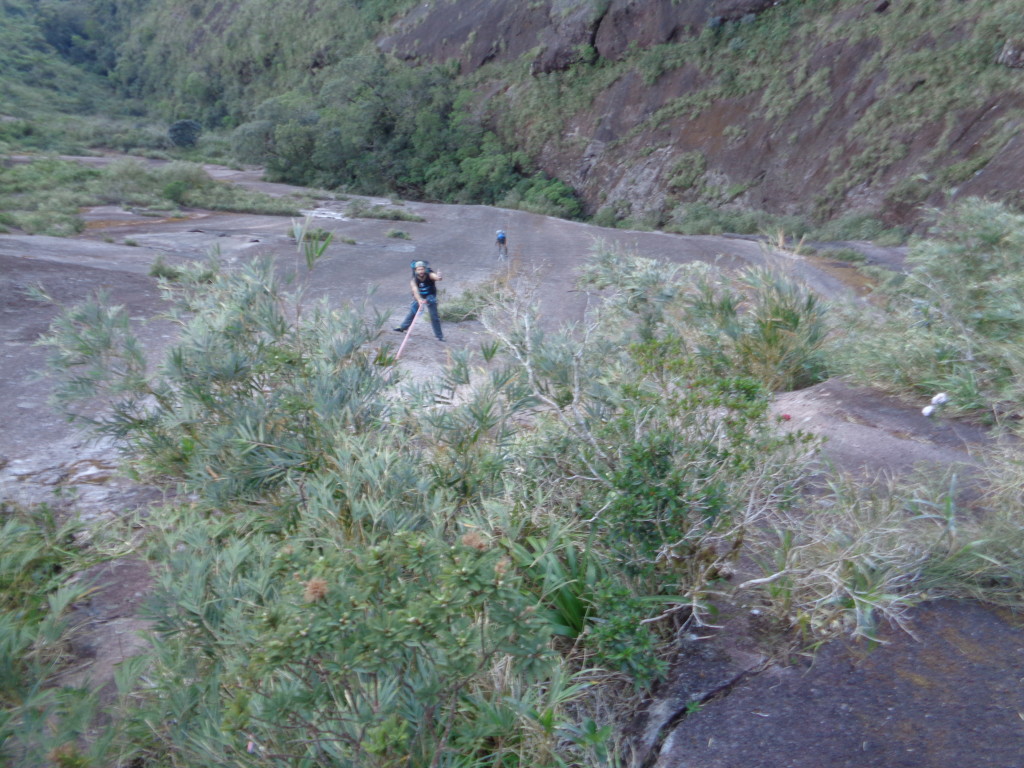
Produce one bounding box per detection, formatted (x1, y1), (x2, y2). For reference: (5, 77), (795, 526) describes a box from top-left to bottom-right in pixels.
(581, 242), (830, 392)
(0, 157), (305, 236)
(347, 198), (426, 221)
(690, 267), (830, 391)
(743, 465), (1024, 641)
(148, 255), (182, 280)
(152, 161), (305, 215)
(666, 202), (806, 236)
(478, 264), (816, 685)
(0, 502), (113, 768)
(831, 197), (1024, 420)
(439, 268), (516, 323)
(288, 223), (331, 242)
(0, 157), (99, 235)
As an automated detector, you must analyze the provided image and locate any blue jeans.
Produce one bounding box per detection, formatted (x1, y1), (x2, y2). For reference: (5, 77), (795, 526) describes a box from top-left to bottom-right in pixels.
(399, 296), (443, 339)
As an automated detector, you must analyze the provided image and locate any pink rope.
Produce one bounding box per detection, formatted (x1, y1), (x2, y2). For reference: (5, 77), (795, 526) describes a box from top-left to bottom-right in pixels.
(394, 304), (422, 360)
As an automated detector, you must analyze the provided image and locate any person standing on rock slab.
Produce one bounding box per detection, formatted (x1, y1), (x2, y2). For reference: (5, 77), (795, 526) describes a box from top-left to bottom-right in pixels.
(394, 260), (445, 341)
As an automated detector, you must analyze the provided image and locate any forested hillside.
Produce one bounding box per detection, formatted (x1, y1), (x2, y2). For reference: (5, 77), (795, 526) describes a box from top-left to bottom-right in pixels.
(4, 0), (1024, 233)
(0, 0), (115, 113)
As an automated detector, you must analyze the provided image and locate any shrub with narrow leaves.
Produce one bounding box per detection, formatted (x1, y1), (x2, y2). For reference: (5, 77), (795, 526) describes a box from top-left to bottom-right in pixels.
(168, 118), (202, 147)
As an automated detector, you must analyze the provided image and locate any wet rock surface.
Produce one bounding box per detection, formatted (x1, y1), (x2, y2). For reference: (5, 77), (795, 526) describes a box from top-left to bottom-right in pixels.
(1, 160), (1021, 767)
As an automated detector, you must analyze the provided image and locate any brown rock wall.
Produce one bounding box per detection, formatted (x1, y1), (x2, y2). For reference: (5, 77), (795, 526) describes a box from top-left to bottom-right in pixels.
(378, 0), (591, 71)
(378, 0), (1023, 227)
(592, 0), (712, 62)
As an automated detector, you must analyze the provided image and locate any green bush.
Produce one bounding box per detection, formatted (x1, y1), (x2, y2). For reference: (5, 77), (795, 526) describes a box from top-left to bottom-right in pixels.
(503, 173), (583, 219)
(439, 270), (516, 323)
(685, 267), (831, 391)
(590, 206), (621, 228)
(88, 157), (165, 207)
(667, 202), (805, 236)
(136, 511), (557, 767)
(809, 211), (904, 243)
(479, 249), (814, 680)
(93, 159), (305, 216)
(38, 246), (601, 765)
(229, 58), (583, 214)
(0, 119), (58, 152)
(230, 119), (275, 164)
(581, 244), (829, 391)
(289, 223), (331, 241)
(744, 466), (1024, 641)
(0, 156), (305, 236)
(168, 118), (202, 147)
(37, 236), (820, 758)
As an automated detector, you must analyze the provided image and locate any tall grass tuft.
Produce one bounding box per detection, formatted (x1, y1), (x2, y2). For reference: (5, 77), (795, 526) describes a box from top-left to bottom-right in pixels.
(686, 267), (830, 391)
(439, 264), (518, 323)
(743, 463), (1024, 641)
(830, 197), (1024, 420)
(581, 242), (830, 391)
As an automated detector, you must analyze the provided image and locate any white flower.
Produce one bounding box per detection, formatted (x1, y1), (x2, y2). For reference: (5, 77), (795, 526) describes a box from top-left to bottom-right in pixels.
(922, 405), (935, 417)
(931, 392), (949, 405)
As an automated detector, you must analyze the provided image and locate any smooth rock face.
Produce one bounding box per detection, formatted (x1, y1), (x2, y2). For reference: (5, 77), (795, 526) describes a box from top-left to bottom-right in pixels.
(653, 601), (1024, 768)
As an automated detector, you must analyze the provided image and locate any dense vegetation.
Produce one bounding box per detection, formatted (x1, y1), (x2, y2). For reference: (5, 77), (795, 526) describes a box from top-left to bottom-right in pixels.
(1, 0), (581, 218)
(5, 199), (1020, 766)
(5, 0), (1023, 229)
(0, 0), (116, 114)
(3, 1), (1024, 765)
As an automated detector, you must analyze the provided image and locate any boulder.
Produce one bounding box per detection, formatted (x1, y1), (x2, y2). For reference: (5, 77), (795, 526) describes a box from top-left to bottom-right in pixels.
(997, 37), (1024, 68)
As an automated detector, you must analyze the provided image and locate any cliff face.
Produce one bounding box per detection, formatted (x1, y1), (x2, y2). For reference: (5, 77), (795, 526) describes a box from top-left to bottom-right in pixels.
(379, 0), (775, 74)
(380, 0), (1024, 227)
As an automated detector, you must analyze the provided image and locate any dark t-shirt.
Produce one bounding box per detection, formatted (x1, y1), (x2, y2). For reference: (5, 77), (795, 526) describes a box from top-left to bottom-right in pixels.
(414, 272), (437, 297)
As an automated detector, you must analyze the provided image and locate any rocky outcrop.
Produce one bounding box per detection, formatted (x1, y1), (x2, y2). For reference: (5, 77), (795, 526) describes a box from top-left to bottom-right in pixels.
(377, 0), (587, 72)
(378, 0), (1024, 228)
(997, 37), (1024, 68)
(590, 0), (710, 62)
(378, 0), (785, 74)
